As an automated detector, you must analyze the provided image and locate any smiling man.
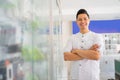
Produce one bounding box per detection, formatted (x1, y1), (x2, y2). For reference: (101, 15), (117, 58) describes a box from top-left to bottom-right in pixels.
(63, 9), (104, 80)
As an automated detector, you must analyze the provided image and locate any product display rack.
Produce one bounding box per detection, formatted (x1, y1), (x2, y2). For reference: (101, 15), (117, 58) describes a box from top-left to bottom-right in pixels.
(102, 33), (120, 55)
(0, 0), (63, 80)
(100, 33), (120, 80)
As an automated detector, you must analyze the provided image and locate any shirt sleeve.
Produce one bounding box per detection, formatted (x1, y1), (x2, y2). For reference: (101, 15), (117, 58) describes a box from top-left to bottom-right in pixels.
(63, 36), (73, 52)
(95, 34), (105, 56)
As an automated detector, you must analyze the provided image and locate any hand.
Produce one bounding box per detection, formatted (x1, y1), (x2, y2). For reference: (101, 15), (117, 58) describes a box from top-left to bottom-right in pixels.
(89, 44), (99, 51)
(64, 53), (69, 60)
(64, 52), (83, 61)
(71, 49), (79, 54)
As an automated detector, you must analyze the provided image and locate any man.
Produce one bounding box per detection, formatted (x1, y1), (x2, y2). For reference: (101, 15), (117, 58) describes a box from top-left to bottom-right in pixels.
(64, 9), (104, 80)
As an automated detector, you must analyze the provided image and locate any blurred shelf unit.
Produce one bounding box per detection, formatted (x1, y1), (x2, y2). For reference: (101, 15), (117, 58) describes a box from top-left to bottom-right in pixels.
(100, 33), (120, 80)
(102, 33), (120, 55)
(0, 22), (22, 61)
(0, 23), (21, 46)
(0, 21), (22, 80)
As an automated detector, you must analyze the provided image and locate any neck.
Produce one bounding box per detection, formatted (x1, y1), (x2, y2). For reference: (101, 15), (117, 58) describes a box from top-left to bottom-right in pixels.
(80, 29), (89, 34)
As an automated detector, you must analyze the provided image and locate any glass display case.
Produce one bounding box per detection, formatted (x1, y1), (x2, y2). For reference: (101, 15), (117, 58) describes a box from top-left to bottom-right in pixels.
(102, 33), (120, 55)
(100, 33), (120, 80)
(0, 0), (63, 80)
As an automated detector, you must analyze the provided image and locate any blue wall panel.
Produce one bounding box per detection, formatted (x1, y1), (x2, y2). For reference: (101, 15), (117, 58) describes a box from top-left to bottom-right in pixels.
(72, 19), (120, 34)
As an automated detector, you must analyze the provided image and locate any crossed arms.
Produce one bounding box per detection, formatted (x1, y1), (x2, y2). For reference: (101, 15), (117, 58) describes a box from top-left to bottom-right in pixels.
(64, 44), (100, 61)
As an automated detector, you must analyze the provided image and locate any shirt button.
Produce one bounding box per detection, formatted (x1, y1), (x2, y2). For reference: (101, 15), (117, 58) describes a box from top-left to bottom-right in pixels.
(81, 46), (83, 48)
(79, 64), (81, 66)
(82, 41), (84, 43)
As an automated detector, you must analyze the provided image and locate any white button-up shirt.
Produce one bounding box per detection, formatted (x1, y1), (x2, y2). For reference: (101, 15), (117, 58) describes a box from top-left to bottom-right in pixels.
(64, 31), (104, 80)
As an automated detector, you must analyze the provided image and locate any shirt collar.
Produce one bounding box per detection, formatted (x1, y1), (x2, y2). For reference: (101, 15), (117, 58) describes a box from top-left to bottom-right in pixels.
(78, 31), (92, 36)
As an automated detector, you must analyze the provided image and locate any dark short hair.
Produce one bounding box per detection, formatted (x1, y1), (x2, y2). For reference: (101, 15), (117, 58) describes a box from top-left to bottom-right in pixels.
(76, 9), (90, 19)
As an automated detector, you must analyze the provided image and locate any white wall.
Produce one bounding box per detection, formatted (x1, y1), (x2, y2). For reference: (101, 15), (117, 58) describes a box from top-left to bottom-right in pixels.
(62, 20), (73, 80)
(62, 21), (72, 47)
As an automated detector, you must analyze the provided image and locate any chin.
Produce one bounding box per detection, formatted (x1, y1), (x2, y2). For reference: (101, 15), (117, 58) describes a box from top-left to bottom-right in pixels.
(81, 27), (86, 29)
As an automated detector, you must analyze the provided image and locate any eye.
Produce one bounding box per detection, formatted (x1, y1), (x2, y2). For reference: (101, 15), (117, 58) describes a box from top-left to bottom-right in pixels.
(84, 17), (88, 20)
(78, 19), (82, 21)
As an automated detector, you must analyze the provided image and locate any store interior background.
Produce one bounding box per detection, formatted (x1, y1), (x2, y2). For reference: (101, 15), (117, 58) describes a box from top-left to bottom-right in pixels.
(0, 0), (120, 80)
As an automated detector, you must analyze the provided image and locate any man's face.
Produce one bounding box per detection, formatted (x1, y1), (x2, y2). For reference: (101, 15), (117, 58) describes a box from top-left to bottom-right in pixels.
(76, 14), (90, 30)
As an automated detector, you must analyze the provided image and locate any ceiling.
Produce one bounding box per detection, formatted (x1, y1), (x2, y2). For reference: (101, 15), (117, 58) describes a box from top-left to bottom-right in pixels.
(61, 0), (120, 21)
